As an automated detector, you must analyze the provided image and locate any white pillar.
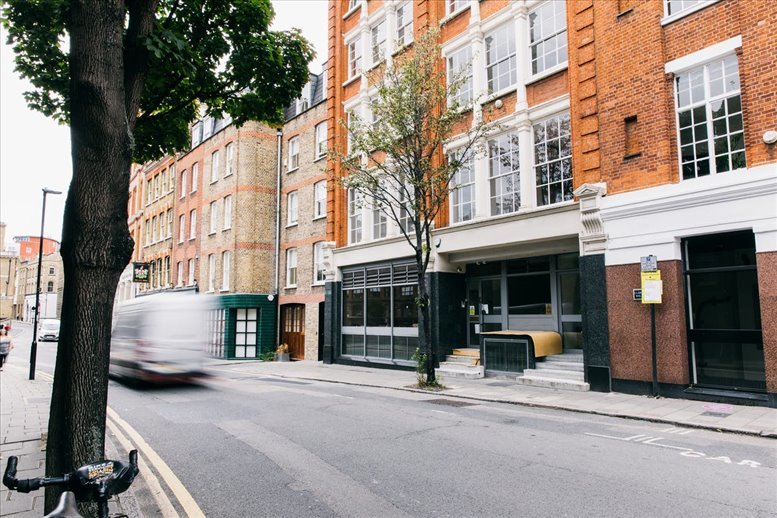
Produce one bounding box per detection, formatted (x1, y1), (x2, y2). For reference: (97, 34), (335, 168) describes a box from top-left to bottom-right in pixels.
(512, 2), (529, 113)
(518, 122), (535, 209)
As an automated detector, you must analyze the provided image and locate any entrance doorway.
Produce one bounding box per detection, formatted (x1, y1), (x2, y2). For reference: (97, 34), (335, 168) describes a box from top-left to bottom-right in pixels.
(684, 231), (765, 391)
(466, 277), (502, 348)
(280, 304), (305, 360)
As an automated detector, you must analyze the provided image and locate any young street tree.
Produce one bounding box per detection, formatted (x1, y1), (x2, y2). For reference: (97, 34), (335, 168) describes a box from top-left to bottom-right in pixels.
(3, 0), (312, 512)
(331, 28), (489, 385)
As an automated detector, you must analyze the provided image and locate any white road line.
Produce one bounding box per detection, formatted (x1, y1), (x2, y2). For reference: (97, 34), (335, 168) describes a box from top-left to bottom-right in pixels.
(106, 416), (180, 517)
(106, 407), (206, 518)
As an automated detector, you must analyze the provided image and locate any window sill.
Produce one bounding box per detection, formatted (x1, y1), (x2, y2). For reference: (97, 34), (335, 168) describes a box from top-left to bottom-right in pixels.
(314, 154), (327, 163)
(439, 5), (470, 27)
(189, 237), (196, 241)
(219, 289), (230, 293)
(287, 167), (299, 174)
(624, 152), (642, 160)
(208, 231), (216, 236)
(209, 179), (218, 185)
(661, 0), (720, 26)
(482, 87), (516, 106)
(284, 285), (298, 291)
(312, 215), (326, 222)
(342, 75), (361, 88)
(525, 63), (568, 86)
(222, 227), (232, 232)
(343, 4), (360, 20)
(224, 172), (233, 178)
(392, 41), (413, 58)
(286, 222), (298, 229)
(312, 281), (325, 287)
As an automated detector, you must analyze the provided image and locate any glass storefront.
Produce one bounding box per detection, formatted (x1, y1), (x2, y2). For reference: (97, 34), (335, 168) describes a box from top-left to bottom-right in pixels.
(684, 231), (765, 391)
(341, 262), (419, 361)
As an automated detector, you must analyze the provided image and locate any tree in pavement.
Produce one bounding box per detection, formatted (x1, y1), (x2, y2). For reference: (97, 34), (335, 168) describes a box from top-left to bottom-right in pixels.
(330, 27), (489, 385)
(2, 0), (313, 513)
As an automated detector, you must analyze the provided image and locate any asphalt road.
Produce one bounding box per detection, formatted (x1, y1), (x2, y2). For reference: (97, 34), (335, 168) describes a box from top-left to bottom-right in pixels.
(6, 321), (776, 517)
(107, 365), (777, 518)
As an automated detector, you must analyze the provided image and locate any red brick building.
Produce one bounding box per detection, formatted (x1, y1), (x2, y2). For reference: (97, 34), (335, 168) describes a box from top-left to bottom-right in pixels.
(323, 0), (777, 406)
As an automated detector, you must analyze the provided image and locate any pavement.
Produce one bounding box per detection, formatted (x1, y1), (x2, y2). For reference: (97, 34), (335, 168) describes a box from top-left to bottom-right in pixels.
(2, 350), (776, 517)
(0, 358), (139, 517)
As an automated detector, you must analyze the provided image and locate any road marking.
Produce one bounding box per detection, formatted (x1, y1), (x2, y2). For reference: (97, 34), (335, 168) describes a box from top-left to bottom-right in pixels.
(107, 407), (206, 517)
(584, 432), (761, 468)
(660, 427), (693, 435)
(106, 415), (179, 517)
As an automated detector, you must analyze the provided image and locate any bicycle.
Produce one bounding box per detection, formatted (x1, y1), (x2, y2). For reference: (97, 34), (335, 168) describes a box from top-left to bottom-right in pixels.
(3, 450), (138, 518)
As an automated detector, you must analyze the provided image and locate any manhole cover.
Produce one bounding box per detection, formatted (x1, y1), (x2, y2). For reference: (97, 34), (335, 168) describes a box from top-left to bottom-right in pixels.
(701, 411), (731, 418)
(425, 399), (476, 407)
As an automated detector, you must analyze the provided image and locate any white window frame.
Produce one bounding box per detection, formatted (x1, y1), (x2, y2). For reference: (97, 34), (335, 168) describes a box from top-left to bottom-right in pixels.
(177, 261), (184, 287)
(210, 150), (220, 183)
(315, 122), (327, 160)
(449, 149), (475, 224)
(447, 0), (468, 17)
(221, 251), (231, 291)
(151, 216), (158, 243)
(208, 254), (216, 292)
(209, 201), (218, 234)
(528, 1), (568, 78)
(396, 1), (413, 48)
(446, 46), (473, 106)
(533, 112), (573, 206)
(187, 258), (195, 286)
(225, 143), (234, 177)
(370, 19), (387, 67)
(488, 131), (521, 216)
(313, 242), (326, 285)
(288, 136), (300, 171)
(347, 36), (362, 80)
(169, 164), (175, 193)
(180, 170), (187, 199)
(673, 54), (745, 180)
(167, 209), (173, 238)
(178, 214), (185, 243)
(189, 209), (197, 240)
(662, 0), (719, 25)
(348, 189), (363, 244)
(287, 191), (299, 226)
(286, 248), (298, 287)
(191, 162), (199, 193)
(314, 181), (327, 219)
(485, 23), (517, 94)
(223, 195), (233, 230)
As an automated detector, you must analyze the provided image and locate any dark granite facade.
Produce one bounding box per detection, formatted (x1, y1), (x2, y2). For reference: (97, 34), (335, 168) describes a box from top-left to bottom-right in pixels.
(430, 272), (468, 365)
(580, 254), (611, 391)
(322, 280), (340, 364)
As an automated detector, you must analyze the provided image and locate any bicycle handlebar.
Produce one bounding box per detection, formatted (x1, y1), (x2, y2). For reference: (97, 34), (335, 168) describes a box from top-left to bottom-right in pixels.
(3, 450), (138, 501)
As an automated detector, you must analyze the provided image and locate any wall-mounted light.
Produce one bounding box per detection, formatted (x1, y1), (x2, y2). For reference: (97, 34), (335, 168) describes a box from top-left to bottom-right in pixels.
(764, 131), (777, 145)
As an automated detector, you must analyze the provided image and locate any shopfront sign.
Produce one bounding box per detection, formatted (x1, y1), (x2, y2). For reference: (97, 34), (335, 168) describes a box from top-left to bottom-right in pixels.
(132, 262), (151, 283)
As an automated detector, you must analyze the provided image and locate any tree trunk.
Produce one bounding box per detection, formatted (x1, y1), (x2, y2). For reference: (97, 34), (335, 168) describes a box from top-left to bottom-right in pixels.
(45, 1), (134, 514)
(417, 255), (435, 383)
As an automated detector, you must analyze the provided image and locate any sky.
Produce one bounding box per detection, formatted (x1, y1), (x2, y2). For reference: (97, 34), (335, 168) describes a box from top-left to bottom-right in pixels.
(0, 0), (328, 250)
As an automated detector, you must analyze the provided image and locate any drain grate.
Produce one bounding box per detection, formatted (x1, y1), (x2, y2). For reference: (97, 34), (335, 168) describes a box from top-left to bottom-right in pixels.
(701, 411), (731, 418)
(425, 398), (476, 407)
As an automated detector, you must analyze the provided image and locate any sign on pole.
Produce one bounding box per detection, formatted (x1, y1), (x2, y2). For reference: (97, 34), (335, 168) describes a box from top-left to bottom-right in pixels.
(641, 271), (663, 304)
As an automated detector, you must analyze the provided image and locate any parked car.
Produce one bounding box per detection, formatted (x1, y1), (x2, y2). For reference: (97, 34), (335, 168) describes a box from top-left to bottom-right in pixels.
(38, 319), (60, 342)
(109, 293), (213, 384)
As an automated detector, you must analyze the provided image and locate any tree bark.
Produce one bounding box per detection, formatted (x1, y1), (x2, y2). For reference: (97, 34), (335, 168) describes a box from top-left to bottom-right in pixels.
(45, 1), (135, 514)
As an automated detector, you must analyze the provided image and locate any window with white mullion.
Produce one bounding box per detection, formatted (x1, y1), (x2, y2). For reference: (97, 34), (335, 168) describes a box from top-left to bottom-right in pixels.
(449, 149), (475, 223)
(447, 0), (468, 16)
(348, 189), (363, 244)
(314, 181), (327, 218)
(371, 20), (386, 67)
(666, 0), (710, 16)
(396, 1), (413, 47)
(372, 179), (388, 239)
(534, 113), (572, 206)
(286, 248), (298, 287)
(675, 55), (745, 180)
(347, 37), (362, 79)
(398, 182), (413, 234)
(485, 23), (517, 93)
(488, 132), (521, 216)
(447, 46), (473, 106)
(529, 1), (568, 75)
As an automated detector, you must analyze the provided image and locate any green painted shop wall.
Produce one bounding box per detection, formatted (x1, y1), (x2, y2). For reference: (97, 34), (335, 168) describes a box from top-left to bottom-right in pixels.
(217, 294), (276, 359)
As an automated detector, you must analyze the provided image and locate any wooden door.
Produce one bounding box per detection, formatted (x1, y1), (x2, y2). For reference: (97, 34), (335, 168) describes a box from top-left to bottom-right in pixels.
(280, 304), (305, 360)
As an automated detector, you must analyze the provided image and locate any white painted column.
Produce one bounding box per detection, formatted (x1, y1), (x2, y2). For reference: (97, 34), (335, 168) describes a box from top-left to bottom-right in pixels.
(517, 121), (535, 209)
(512, 3), (529, 113)
(386, 3), (397, 69)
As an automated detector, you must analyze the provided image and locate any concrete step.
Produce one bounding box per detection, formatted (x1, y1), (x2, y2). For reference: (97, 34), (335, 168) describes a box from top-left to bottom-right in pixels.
(514, 376), (590, 391)
(535, 360), (584, 372)
(445, 355), (479, 365)
(436, 363), (485, 379)
(522, 368), (585, 382)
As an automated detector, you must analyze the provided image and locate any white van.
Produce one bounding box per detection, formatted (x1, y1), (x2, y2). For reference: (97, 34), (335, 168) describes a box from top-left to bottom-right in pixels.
(38, 319), (61, 342)
(109, 293), (214, 384)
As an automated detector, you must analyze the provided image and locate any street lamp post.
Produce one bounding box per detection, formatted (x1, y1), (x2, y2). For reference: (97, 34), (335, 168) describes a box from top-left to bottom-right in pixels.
(29, 187), (62, 380)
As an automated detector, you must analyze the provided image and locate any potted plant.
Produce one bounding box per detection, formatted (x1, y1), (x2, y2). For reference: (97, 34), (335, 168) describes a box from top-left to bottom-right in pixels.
(275, 343), (290, 362)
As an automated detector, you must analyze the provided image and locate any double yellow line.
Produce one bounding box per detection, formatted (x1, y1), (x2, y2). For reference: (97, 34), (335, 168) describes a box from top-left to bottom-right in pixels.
(37, 371), (204, 517)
